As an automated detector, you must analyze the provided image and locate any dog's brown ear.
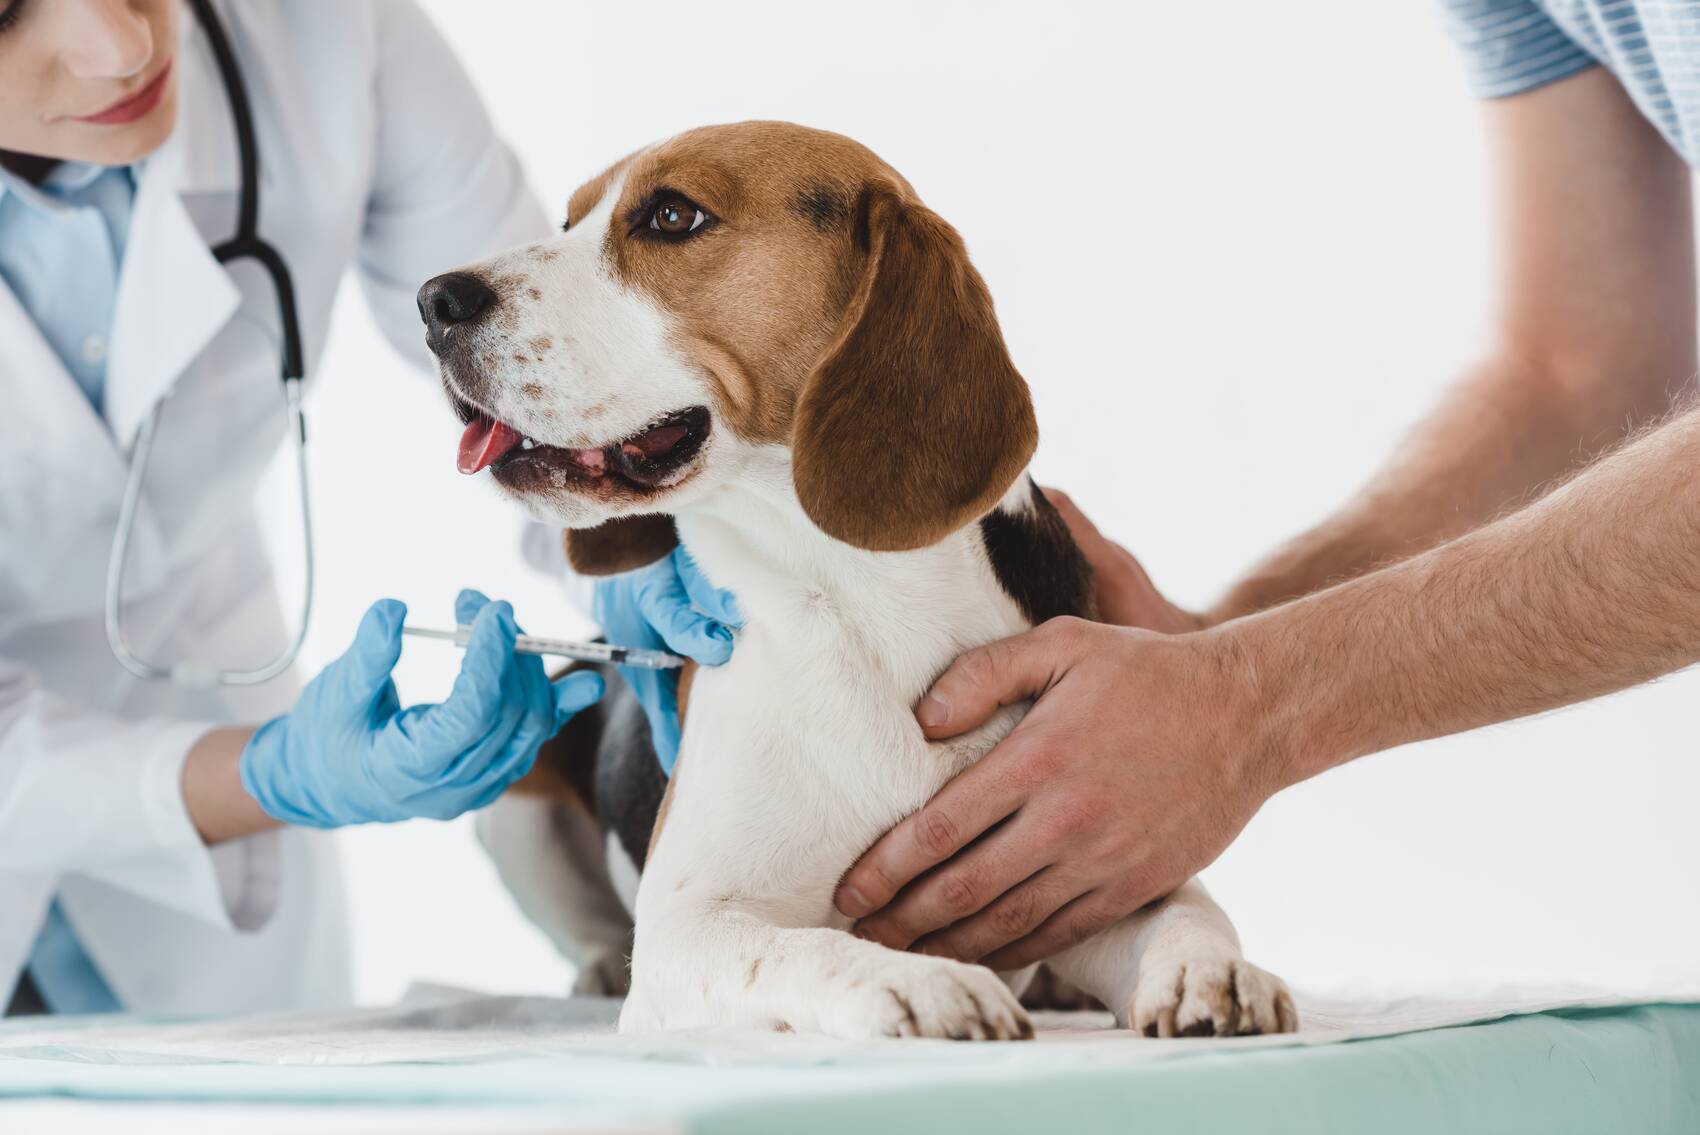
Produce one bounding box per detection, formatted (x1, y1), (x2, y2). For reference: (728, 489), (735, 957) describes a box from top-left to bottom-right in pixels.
(564, 515), (678, 575)
(792, 186), (1037, 552)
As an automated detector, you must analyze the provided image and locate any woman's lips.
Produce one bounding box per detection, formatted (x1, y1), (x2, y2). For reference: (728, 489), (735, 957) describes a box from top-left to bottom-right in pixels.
(75, 61), (172, 126)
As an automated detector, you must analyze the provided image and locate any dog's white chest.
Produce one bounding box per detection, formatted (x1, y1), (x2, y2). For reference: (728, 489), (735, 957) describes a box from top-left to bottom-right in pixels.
(615, 484), (1033, 929)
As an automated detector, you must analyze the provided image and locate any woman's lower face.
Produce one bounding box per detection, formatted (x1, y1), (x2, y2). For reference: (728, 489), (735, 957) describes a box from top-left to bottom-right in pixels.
(0, 0), (181, 168)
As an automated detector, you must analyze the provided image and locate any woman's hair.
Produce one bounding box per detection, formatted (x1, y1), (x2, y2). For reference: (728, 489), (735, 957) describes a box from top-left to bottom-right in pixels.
(0, 150), (59, 185)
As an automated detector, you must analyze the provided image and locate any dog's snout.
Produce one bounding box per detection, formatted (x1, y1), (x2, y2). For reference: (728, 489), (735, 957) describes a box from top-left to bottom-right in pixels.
(418, 272), (497, 353)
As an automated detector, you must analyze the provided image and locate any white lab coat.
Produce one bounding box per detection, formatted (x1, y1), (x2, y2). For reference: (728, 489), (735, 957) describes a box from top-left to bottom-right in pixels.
(0, 0), (547, 1014)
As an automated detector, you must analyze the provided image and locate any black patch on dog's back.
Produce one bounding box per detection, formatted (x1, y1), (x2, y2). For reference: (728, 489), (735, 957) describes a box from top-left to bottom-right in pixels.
(793, 185), (849, 231)
(591, 675), (668, 871)
(534, 659), (664, 871)
(979, 481), (1096, 624)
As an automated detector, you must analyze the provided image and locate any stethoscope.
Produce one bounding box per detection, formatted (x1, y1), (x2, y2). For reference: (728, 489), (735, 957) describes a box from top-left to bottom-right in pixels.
(105, 0), (312, 688)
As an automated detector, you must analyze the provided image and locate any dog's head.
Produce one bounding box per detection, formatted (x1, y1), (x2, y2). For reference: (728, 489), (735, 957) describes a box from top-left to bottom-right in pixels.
(419, 121), (1036, 573)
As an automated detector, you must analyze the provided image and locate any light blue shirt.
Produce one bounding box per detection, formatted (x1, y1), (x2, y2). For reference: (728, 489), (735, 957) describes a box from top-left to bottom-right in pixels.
(0, 159), (137, 412)
(0, 158), (133, 1014)
(1440, 1), (1700, 165)
(23, 902), (121, 1015)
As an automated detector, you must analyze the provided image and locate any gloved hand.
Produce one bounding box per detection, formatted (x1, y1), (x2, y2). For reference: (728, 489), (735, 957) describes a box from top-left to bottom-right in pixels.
(240, 590), (604, 828)
(592, 545), (741, 774)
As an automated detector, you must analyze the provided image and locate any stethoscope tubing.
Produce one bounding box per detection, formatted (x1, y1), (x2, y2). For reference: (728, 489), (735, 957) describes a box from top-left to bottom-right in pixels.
(105, 379), (313, 689)
(104, 0), (313, 687)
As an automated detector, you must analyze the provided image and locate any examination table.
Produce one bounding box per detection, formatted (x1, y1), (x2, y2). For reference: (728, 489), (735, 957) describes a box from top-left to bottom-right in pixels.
(2, 986), (1697, 1133)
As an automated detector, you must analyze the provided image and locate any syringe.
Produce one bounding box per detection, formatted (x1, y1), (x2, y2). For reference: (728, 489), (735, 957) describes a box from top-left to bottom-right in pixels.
(402, 624), (686, 670)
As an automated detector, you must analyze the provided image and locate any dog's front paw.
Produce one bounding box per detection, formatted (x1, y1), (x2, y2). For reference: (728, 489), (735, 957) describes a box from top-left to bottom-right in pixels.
(1130, 957), (1298, 1037)
(616, 987), (664, 1034)
(822, 955), (1034, 1041)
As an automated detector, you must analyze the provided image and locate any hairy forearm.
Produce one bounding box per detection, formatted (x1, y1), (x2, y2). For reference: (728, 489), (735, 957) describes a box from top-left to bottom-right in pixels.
(1212, 357), (1669, 623)
(1215, 74), (1696, 624)
(181, 725), (278, 844)
(1231, 402), (1700, 784)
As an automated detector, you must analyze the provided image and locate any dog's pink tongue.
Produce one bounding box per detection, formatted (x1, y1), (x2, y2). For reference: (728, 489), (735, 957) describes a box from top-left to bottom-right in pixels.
(457, 416), (523, 474)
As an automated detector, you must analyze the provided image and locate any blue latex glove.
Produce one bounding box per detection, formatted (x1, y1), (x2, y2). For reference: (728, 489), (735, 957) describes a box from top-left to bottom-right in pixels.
(240, 590), (604, 828)
(592, 545), (741, 775)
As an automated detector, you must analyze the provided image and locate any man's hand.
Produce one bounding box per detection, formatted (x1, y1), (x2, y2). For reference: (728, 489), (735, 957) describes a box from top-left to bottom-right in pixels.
(834, 617), (1284, 970)
(1044, 489), (1203, 633)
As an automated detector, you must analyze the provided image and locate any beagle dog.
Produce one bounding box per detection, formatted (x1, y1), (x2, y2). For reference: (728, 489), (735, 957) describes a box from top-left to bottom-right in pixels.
(419, 121), (1296, 1040)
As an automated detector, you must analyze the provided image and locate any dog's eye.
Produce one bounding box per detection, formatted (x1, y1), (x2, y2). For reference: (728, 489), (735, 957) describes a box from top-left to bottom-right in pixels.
(649, 199), (708, 237)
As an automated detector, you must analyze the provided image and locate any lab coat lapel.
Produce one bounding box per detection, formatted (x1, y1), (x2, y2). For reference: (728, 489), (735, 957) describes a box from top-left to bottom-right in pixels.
(103, 34), (243, 451)
(0, 281), (124, 481)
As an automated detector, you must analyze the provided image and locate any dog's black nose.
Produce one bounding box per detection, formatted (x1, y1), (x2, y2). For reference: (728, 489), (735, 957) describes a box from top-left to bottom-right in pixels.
(418, 272), (496, 353)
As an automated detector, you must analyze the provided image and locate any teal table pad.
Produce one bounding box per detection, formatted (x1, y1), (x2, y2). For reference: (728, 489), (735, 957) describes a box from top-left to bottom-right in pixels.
(2, 995), (1696, 1133)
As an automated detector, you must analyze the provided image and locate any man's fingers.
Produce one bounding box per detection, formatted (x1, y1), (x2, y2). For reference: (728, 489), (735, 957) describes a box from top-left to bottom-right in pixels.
(910, 866), (1082, 963)
(1040, 487), (1103, 548)
(852, 816), (1054, 951)
(916, 619), (1083, 740)
(1042, 487), (1200, 633)
(1042, 488), (1140, 588)
(834, 757), (1029, 919)
(979, 890), (1126, 972)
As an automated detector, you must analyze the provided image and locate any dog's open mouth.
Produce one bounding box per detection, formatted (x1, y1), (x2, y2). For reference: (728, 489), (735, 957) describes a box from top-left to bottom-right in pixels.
(454, 400), (712, 491)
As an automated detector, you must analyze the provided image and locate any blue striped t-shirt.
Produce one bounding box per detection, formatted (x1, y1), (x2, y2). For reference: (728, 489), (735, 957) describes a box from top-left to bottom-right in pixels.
(1440, 1), (1700, 164)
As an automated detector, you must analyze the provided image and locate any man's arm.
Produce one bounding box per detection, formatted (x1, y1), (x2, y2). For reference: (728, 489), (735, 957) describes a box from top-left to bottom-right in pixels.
(1257, 400), (1700, 776)
(1215, 67), (1695, 620)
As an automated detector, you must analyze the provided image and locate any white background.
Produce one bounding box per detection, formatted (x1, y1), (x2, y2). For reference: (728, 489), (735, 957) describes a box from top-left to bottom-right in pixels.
(276, 0), (1700, 1005)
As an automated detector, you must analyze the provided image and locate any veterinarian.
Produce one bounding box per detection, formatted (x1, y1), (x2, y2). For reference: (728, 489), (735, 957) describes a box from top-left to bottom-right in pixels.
(0, 0), (603, 1018)
(617, 0), (1700, 970)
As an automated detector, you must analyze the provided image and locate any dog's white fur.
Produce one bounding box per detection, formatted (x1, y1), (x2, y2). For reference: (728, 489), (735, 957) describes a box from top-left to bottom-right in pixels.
(453, 149), (1295, 1039)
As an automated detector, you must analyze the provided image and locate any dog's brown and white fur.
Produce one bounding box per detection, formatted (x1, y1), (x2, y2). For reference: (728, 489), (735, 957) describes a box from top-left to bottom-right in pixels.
(423, 122), (1297, 1040)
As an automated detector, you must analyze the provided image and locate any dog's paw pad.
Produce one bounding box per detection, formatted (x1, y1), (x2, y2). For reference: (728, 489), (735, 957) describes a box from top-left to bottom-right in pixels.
(1130, 958), (1298, 1037)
